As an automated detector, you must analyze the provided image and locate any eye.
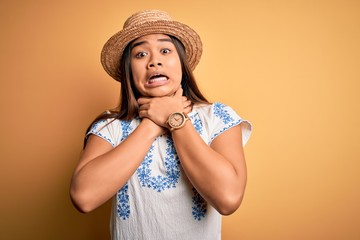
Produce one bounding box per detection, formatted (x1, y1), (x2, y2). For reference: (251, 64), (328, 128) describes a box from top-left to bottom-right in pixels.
(135, 51), (148, 58)
(161, 48), (171, 54)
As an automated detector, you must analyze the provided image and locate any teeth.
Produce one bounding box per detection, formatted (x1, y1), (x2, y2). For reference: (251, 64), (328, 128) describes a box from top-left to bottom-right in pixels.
(149, 76), (167, 83)
(149, 74), (167, 83)
(150, 74), (163, 79)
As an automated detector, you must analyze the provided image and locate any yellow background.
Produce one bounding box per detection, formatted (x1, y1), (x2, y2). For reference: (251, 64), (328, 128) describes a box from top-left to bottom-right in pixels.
(1, 0), (359, 239)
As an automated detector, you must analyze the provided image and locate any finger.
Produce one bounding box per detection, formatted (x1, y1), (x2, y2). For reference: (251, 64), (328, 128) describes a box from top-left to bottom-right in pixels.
(139, 103), (149, 111)
(137, 97), (151, 105)
(183, 101), (192, 111)
(182, 98), (191, 106)
(185, 100), (192, 108)
(174, 86), (183, 98)
(138, 109), (147, 118)
(183, 104), (192, 114)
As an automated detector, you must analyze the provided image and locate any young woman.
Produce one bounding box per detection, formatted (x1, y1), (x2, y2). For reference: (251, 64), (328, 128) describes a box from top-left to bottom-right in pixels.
(70, 9), (252, 240)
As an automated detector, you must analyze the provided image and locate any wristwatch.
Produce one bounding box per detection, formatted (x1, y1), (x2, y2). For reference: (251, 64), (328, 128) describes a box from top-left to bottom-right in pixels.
(166, 112), (189, 131)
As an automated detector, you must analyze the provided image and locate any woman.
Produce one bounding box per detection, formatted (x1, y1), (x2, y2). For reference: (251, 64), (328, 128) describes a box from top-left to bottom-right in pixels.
(70, 9), (252, 240)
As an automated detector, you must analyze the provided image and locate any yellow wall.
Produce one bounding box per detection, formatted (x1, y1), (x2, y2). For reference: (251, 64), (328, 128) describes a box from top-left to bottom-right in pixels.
(1, 0), (359, 239)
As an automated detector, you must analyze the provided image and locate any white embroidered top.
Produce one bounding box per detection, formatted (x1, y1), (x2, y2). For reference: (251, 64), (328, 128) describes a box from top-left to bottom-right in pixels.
(88, 102), (252, 240)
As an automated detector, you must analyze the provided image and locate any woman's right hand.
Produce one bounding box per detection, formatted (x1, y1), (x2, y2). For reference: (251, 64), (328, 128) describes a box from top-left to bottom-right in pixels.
(137, 87), (192, 128)
(140, 117), (168, 137)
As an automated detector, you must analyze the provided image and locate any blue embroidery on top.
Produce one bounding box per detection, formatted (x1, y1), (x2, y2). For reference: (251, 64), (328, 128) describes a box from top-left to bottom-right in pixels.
(116, 120), (133, 220)
(192, 115), (204, 135)
(117, 183), (130, 220)
(120, 120), (133, 141)
(211, 102), (242, 142)
(117, 133), (182, 220)
(211, 119), (242, 142)
(137, 145), (154, 188)
(213, 102), (233, 124)
(90, 120), (114, 146)
(192, 187), (207, 220)
(116, 117), (209, 221)
(136, 136), (181, 192)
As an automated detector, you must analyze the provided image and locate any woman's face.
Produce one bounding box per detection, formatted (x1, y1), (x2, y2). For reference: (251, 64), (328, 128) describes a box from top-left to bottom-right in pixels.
(130, 34), (182, 97)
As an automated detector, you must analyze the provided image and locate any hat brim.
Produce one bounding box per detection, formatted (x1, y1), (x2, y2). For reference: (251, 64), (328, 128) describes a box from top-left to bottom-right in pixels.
(101, 20), (202, 81)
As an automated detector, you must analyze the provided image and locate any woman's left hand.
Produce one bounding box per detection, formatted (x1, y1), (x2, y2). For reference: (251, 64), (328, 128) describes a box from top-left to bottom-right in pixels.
(137, 87), (192, 127)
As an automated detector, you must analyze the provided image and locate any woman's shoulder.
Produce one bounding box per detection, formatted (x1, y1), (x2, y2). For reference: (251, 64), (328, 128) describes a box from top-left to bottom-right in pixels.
(87, 115), (139, 146)
(91, 117), (138, 130)
(192, 102), (252, 145)
(192, 102), (234, 115)
(89, 110), (138, 132)
(192, 102), (247, 128)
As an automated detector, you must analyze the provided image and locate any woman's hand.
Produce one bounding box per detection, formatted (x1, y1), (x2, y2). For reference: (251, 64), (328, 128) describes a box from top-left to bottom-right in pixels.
(139, 117), (168, 137)
(137, 87), (192, 128)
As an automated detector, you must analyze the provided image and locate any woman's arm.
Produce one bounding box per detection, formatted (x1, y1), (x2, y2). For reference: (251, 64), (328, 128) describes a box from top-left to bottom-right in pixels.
(171, 122), (247, 215)
(138, 88), (247, 215)
(138, 88), (246, 215)
(70, 118), (164, 213)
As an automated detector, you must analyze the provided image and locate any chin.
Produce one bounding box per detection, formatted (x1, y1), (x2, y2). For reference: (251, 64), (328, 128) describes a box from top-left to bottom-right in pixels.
(146, 88), (175, 97)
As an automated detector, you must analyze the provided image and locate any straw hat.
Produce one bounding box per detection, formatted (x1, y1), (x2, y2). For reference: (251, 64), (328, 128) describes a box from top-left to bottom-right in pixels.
(101, 10), (203, 81)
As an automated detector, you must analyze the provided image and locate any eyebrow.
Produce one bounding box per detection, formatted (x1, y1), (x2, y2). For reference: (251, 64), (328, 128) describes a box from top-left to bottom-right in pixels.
(131, 38), (173, 49)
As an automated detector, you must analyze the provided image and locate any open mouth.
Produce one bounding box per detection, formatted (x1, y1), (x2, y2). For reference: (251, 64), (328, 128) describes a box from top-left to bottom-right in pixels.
(148, 74), (168, 84)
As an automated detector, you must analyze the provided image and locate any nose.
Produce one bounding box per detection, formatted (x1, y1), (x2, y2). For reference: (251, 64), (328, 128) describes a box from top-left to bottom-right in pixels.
(147, 56), (162, 69)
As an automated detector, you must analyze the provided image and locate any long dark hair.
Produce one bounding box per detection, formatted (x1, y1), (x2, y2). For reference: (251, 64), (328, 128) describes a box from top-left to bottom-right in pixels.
(84, 36), (209, 147)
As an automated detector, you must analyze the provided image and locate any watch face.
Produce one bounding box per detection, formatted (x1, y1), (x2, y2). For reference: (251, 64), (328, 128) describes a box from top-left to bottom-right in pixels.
(169, 112), (185, 128)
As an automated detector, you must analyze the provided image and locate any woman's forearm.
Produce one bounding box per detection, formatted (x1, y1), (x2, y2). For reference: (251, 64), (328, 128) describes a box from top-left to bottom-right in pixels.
(70, 119), (163, 213)
(171, 122), (247, 215)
